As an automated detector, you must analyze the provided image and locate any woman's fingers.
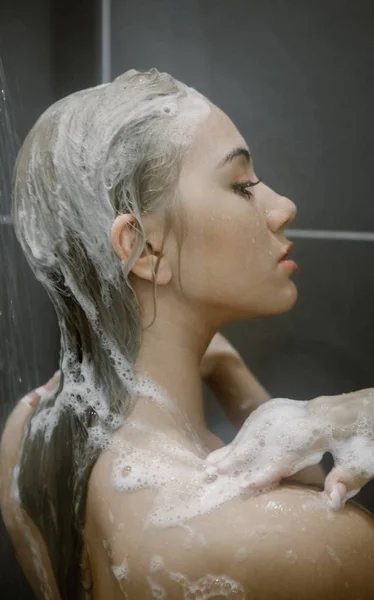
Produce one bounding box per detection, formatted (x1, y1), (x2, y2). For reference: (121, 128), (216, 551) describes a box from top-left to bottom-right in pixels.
(20, 371), (60, 408)
(21, 390), (41, 409)
(238, 449), (325, 492)
(205, 428), (259, 474)
(206, 392), (374, 509)
(206, 408), (326, 488)
(239, 464), (289, 490)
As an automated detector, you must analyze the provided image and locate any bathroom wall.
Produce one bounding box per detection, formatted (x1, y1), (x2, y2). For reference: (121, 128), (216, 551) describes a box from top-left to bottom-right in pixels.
(0, 0), (373, 597)
(110, 0), (374, 510)
(0, 1), (101, 597)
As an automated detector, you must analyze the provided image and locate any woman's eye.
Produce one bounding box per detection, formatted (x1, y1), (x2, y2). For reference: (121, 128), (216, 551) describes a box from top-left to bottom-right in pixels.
(233, 178), (261, 200)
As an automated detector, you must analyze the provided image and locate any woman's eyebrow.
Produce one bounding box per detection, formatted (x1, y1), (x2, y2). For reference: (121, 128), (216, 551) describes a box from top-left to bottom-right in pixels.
(216, 146), (251, 169)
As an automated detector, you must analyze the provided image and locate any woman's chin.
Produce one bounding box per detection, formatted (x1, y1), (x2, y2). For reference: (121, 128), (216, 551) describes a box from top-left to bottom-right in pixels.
(267, 281), (298, 315)
(225, 282), (298, 321)
(279, 281), (298, 312)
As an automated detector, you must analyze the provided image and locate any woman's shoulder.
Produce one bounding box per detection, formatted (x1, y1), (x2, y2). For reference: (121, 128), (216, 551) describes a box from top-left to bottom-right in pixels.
(86, 432), (374, 600)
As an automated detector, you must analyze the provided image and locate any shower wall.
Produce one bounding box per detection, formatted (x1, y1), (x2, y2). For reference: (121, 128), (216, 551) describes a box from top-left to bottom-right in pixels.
(0, 0), (101, 597)
(0, 0), (373, 597)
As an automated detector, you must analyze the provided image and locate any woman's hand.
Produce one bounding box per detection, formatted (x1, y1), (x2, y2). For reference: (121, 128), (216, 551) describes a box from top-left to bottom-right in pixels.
(200, 333), (271, 428)
(20, 372), (60, 408)
(310, 389), (374, 507)
(0, 372), (61, 500)
(206, 390), (374, 509)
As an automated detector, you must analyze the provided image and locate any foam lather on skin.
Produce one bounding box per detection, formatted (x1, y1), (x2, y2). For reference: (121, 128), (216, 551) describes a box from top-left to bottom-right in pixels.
(110, 421), (251, 528)
(110, 393), (374, 530)
(107, 395), (342, 529)
(112, 556), (129, 581)
(149, 555), (245, 599)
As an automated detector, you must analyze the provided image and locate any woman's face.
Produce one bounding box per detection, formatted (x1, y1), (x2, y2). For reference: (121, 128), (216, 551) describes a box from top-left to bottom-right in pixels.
(170, 104), (298, 322)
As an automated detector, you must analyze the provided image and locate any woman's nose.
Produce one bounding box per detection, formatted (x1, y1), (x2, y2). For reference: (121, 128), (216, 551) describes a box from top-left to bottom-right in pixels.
(266, 195), (297, 233)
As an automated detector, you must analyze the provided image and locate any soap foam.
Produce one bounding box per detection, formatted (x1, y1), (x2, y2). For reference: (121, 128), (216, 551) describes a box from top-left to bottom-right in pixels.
(147, 575), (166, 599)
(149, 555), (245, 599)
(108, 392), (374, 533)
(108, 397), (311, 530)
(110, 415), (256, 528)
(112, 556), (129, 581)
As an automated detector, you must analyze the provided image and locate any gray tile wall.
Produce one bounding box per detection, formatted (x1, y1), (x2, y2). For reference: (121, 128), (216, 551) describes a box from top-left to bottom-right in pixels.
(1, 0), (373, 596)
(0, 0), (101, 597)
(1, 1), (58, 596)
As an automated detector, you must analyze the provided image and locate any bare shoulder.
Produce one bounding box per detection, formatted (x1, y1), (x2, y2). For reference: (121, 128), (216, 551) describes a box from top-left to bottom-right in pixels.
(0, 402), (60, 600)
(86, 424), (374, 600)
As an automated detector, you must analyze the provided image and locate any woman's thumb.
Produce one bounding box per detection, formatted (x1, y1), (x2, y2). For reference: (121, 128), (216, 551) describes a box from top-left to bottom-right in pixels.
(324, 465), (363, 509)
(21, 371), (60, 408)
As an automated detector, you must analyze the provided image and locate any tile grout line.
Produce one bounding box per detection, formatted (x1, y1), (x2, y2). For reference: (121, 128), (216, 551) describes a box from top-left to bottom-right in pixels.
(1, 216), (374, 242)
(100, 0), (111, 84)
(286, 229), (374, 242)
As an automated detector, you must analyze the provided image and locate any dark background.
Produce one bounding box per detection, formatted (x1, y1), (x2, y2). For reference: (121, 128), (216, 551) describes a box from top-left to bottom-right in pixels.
(1, 0), (373, 597)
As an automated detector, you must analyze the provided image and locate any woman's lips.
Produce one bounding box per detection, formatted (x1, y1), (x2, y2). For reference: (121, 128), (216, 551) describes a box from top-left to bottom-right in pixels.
(278, 242), (298, 272)
(279, 259), (299, 273)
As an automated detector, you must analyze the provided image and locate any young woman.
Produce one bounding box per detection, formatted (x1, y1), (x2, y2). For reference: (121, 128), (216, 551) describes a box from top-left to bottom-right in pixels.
(1, 68), (373, 600)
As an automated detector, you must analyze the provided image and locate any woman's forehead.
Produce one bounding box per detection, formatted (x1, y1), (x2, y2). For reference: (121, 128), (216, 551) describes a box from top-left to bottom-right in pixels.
(183, 105), (248, 171)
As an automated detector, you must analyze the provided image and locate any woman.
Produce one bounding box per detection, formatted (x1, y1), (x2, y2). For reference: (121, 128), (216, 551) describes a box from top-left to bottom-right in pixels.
(1, 68), (373, 600)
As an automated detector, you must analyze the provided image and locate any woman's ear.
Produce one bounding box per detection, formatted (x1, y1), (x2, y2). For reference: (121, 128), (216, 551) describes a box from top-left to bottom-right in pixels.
(111, 214), (172, 285)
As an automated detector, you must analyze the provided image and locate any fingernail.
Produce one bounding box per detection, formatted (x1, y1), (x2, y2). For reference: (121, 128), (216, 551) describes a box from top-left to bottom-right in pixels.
(206, 445), (231, 465)
(21, 394), (39, 408)
(205, 455), (217, 464)
(206, 453), (224, 466)
(205, 466), (218, 476)
(239, 475), (261, 490)
(21, 381), (56, 408)
(205, 462), (228, 475)
(328, 483), (347, 510)
(328, 487), (342, 510)
(237, 471), (256, 489)
(35, 385), (49, 396)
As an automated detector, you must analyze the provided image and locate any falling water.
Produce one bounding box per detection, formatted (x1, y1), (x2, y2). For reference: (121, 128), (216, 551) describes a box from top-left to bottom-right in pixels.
(0, 56), (58, 425)
(0, 54), (24, 419)
(0, 52), (32, 599)
(0, 50), (59, 599)
(0, 55), (19, 219)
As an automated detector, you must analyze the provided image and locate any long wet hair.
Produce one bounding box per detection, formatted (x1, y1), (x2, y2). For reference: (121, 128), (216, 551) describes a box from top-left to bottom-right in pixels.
(12, 68), (210, 599)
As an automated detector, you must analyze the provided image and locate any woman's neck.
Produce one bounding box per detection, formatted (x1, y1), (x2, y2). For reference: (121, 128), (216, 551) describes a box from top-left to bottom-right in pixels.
(134, 312), (215, 439)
